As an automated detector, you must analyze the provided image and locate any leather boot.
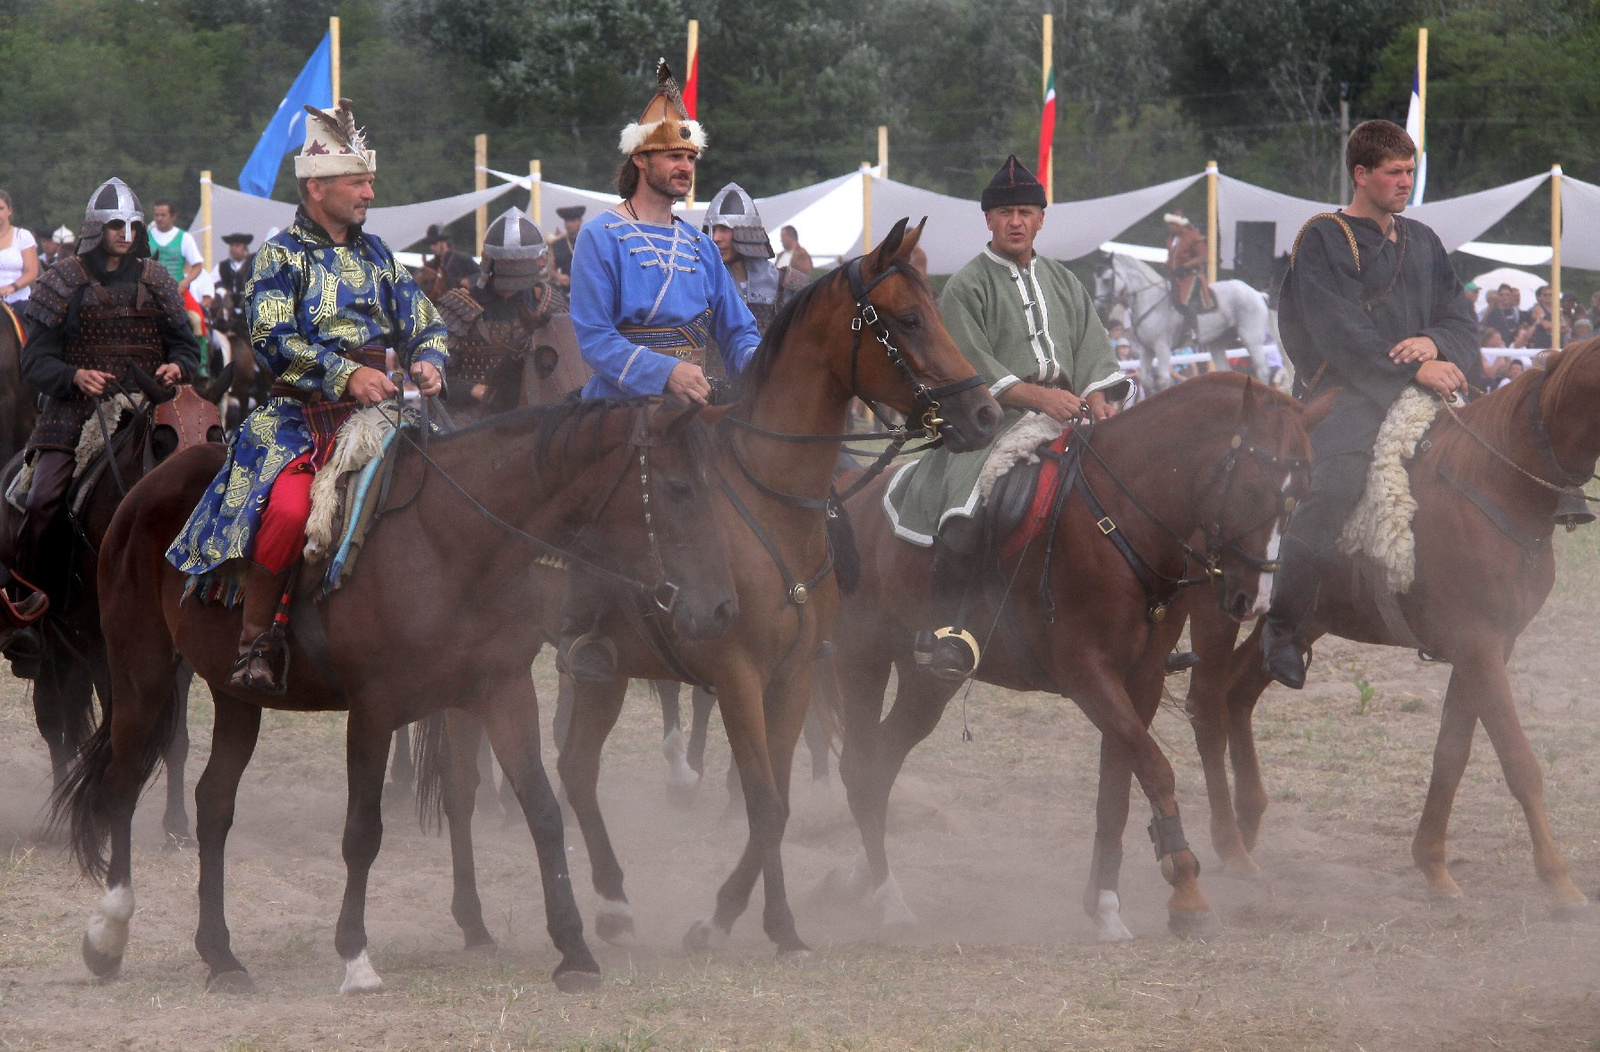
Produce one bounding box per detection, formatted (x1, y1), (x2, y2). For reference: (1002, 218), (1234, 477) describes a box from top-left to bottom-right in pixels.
(914, 519), (981, 682)
(1259, 537), (1320, 690)
(226, 562), (293, 693)
(555, 577), (618, 684)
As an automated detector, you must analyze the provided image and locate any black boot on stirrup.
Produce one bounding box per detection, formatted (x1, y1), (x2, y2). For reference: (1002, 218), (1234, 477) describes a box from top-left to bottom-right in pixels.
(914, 519), (982, 682)
(555, 580), (618, 684)
(1259, 539), (1320, 690)
(226, 563), (293, 694)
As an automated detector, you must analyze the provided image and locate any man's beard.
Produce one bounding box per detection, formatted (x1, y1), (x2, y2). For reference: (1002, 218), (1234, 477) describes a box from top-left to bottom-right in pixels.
(643, 164), (686, 201)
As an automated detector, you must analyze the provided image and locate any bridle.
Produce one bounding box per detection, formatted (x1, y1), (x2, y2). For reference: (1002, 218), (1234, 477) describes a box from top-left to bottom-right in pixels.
(1068, 389), (1307, 623)
(394, 400), (694, 615)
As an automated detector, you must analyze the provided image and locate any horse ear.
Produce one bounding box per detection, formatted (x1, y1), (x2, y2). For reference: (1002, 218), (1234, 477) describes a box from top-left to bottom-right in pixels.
(199, 362), (235, 404)
(129, 363), (177, 404)
(658, 402), (706, 441)
(869, 217), (911, 274)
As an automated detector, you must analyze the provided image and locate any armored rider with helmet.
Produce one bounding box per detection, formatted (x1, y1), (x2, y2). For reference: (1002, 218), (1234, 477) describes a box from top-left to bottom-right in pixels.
(167, 98), (449, 693)
(0, 178), (200, 625)
(435, 205), (569, 418)
(560, 58), (763, 682)
(701, 182), (809, 341)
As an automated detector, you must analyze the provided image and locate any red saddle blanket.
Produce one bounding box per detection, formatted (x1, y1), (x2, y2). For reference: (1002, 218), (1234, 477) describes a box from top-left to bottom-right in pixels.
(1000, 429), (1073, 562)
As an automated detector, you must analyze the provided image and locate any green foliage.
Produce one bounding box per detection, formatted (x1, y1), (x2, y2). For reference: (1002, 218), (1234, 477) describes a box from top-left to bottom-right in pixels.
(1, 0), (1596, 256)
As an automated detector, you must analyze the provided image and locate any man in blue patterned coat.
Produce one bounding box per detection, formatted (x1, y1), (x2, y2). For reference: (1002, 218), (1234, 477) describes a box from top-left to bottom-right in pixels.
(168, 99), (448, 692)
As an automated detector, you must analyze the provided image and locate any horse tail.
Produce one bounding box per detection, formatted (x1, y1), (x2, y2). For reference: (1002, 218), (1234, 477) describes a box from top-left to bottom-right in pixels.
(412, 712), (450, 835)
(804, 642), (846, 761)
(48, 673), (184, 882)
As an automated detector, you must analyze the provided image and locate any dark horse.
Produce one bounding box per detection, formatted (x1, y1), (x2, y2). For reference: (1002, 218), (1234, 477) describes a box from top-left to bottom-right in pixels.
(419, 218), (1002, 958)
(60, 397), (737, 994)
(816, 373), (1310, 939)
(0, 302), (38, 468)
(0, 366), (228, 841)
(1182, 344), (1600, 915)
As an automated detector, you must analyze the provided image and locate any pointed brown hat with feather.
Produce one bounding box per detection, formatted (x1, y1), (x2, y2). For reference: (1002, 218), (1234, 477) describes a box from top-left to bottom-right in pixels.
(619, 60), (706, 156)
(295, 97), (377, 179)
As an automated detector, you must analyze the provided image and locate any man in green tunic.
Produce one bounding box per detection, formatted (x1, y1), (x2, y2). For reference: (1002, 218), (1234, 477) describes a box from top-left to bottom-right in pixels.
(884, 155), (1128, 679)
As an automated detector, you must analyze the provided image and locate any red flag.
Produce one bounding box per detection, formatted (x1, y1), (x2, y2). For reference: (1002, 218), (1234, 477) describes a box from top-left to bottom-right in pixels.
(1037, 68), (1055, 188)
(683, 40), (699, 119)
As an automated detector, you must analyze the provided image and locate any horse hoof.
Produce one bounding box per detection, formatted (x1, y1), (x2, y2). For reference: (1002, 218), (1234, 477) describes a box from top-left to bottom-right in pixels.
(1551, 896), (1590, 921)
(872, 876), (918, 931)
(777, 945), (814, 961)
(595, 903), (636, 946)
(1092, 892), (1136, 943)
(1219, 855), (1262, 881)
(1168, 909), (1218, 939)
(1426, 888), (1465, 905)
(339, 950), (383, 995)
(682, 918), (727, 956)
(553, 967), (603, 994)
(463, 930), (497, 952)
(206, 969), (255, 994)
(81, 933), (122, 980)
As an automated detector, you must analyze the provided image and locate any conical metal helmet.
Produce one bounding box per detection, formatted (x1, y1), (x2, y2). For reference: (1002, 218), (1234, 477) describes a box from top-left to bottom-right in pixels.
(478, 206), (548, 291)
(703, 182), (773, 260)
(79, 177), (145, 255)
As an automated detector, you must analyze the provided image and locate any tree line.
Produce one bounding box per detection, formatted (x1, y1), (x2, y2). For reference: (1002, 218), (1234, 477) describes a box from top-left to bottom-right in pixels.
(0, 0), (1591, 251)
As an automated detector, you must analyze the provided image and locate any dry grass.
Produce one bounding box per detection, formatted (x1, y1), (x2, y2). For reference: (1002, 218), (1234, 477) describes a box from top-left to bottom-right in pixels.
(1, 531), (1599, 1050)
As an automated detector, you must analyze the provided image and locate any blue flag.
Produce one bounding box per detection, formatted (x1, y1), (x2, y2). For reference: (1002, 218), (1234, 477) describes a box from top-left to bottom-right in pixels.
(237, 33), (333, 198)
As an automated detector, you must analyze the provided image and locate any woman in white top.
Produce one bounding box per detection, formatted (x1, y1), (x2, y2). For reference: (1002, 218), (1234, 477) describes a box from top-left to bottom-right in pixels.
(0, 190), (39, 306)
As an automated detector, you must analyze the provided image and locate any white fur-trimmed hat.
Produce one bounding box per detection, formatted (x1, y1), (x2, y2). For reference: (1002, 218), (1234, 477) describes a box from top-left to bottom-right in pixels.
(1162, 211), (1191, 226)
(618, 60), (706, 156)
(295, 98), (377, 179)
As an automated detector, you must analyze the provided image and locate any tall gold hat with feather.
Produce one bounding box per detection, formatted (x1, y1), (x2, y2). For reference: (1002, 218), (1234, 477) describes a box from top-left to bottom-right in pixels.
(294, 98), (377, 179)
(618, 60), (706, 156)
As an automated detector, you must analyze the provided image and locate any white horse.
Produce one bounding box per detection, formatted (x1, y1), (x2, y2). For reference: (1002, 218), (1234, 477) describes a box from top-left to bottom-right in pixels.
(1093, 252), (1273, 391)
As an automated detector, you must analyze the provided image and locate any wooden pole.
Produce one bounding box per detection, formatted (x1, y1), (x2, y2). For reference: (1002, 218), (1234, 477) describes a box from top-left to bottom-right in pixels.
(474, 134), (488, 255)
(1043, 13), (1053, 205)
(200, 170), (213, 273)
(1552, 164), (1563, 349)
(685, 20), (699, 208)
(1338, 82), (1350, 203)
(1206, 160), (1218, 283)
(530, 160), (541, 227)
(878, 125), (889, 181)
(1416, 28), (1427, 161)
(861, 162), (873, 254)
(330, 16), (340, 101)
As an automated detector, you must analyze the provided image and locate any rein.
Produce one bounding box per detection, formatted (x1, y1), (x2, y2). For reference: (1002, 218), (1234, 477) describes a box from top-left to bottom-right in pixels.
(1438, 372), (1600, 502)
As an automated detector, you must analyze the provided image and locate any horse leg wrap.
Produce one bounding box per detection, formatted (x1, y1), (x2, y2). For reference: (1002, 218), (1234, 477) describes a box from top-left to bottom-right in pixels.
(1095, 847), (1123, 892)
(1148, 813), (1191, 862)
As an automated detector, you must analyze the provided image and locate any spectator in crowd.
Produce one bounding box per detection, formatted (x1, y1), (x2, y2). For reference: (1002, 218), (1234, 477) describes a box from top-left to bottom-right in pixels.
(1587, 290), (1600, 331)
(43, 225), (75, 267)
(1507, 358), (1528, 384)
(1512, 319), (1535, 349)
(1462, 281), (1484, 320)
(1528, 285), (1556, 349)
(1561, 291), (1579, 329)
(1483, 283), (1526, 345)
(1567, 316), (1593, 345)
(776, 224), (814, 276)
(423, 224), (480, 295)
(147, 199), (203, 295)
(1480, 324), (1505, 349)
(0, 189), (39, 308)
(548, 205), (585, 290)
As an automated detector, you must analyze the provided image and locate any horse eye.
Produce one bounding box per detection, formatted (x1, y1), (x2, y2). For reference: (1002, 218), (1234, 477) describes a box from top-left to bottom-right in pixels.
(896, 313), (921, 330)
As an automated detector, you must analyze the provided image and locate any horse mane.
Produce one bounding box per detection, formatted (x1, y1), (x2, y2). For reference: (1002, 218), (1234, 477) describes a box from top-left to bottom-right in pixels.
(1114, 252), (1163, 285)
(732, 253), (935, 403)
(1427, 345), (1590, 482)
(432, 396), (712, 477)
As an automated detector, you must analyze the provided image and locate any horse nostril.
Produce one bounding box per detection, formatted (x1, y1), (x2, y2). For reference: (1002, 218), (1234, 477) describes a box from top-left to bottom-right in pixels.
(974, 403), (1002, 434)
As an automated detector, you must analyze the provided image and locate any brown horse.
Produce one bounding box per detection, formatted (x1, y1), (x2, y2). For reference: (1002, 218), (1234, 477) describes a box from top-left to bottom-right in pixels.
(0, 302), (38, 465)
(421, 218), (1003, 957)
(59, 398), (737, 994)
(816, 372), (1309, 939)
(0, 367), (228, 841)
(1183, 344), (1600, 915)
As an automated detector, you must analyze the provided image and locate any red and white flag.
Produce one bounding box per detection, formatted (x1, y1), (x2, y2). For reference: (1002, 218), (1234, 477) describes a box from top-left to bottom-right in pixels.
(1037, 67), (1055, 188)
(683, 35), (700, 119)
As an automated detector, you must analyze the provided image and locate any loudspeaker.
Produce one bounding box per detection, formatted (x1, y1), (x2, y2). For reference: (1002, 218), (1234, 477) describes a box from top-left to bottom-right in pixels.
(1234, 221), (1276, 290)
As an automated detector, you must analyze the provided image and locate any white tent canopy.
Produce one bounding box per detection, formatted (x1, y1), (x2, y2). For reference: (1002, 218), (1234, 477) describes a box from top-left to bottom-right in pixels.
(204, 181), (517, 264)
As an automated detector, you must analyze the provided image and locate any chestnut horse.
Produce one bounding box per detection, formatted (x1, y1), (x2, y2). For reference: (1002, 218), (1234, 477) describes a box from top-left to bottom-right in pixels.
(420, 218), (1003, 957)
(0, 367), (229, 840)
(1183, 344), (1600, 915)
(0, 302), (37, 464)
(817, 372), (1310, 939)
(58, 398), (737, 994)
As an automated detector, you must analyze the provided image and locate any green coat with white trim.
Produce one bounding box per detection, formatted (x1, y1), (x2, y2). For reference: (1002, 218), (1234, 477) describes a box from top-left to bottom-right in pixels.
(883, 248), (1126, 545)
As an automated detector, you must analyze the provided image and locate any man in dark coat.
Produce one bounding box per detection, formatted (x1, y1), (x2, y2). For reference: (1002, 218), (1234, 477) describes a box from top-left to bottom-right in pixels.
(548, 205), (585, 290)
(1263, 120), (1480, 688)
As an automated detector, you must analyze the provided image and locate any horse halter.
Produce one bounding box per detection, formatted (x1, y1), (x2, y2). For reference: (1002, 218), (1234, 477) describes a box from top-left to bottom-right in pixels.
(1194, 427), (1308, 575)
(845, 256), (986, 439)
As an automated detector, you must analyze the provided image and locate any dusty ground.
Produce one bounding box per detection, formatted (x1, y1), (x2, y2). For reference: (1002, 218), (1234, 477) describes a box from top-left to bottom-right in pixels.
(3, 531), (1600, 1050)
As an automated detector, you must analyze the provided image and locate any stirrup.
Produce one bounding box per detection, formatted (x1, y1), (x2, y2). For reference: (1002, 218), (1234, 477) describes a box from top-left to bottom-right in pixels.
(557, 630), (618, 684)
(0, 571), (49, 624)
(226, 633), (288, 695)
(914, 627), (981, 682)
